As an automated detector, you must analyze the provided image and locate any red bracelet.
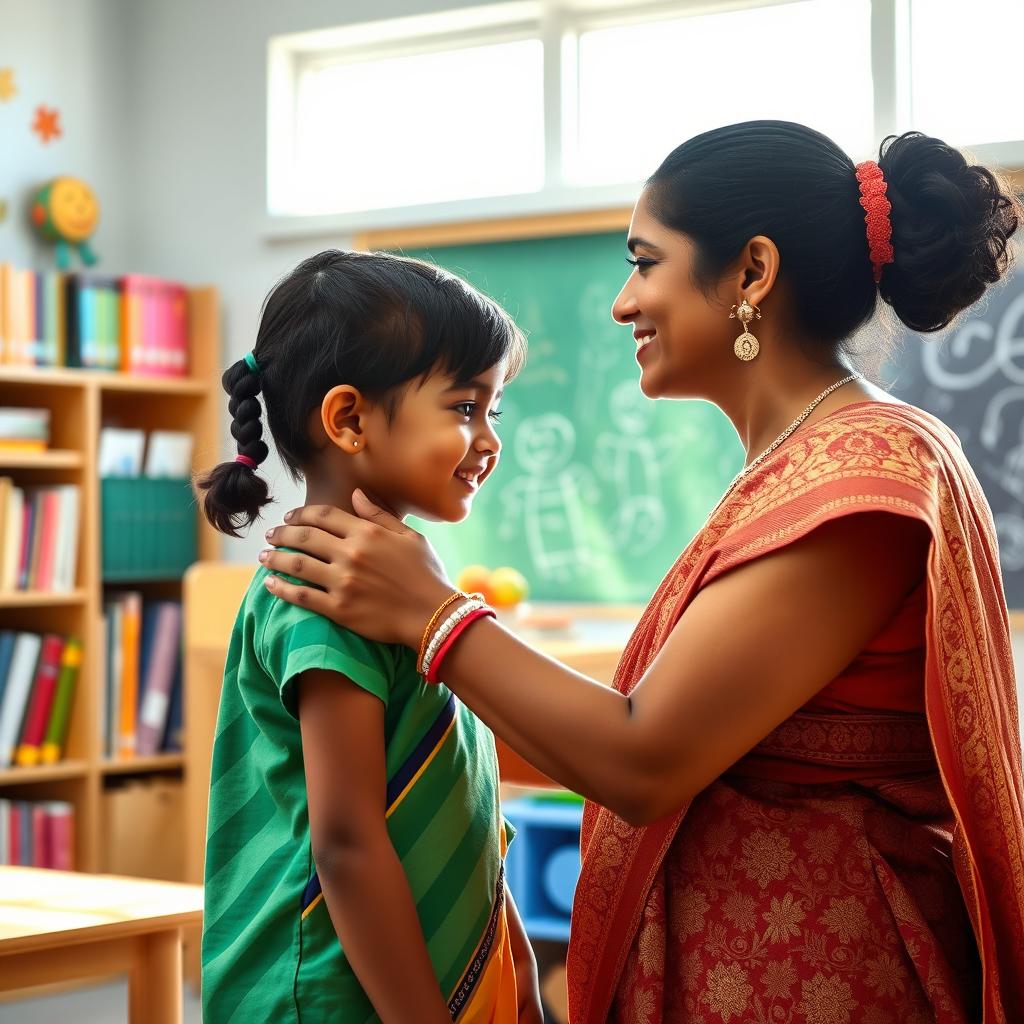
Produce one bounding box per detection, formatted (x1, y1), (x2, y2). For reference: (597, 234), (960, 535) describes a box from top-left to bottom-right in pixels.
(426, 607), (495, 684)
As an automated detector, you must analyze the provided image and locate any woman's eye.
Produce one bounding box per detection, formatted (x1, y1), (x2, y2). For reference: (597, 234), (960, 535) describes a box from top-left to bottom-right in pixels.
(626, 256), (656, 273)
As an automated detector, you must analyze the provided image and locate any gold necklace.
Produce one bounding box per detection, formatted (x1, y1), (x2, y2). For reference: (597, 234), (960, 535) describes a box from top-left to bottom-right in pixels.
(714, 373), (862, 512)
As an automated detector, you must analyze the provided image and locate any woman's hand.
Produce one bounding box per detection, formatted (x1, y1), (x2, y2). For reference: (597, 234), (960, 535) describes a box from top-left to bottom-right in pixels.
(260, 490), (455, 649)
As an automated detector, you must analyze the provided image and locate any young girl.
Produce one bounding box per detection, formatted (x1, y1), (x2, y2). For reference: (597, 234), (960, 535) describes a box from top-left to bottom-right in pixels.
(196, 250), (539, 1023)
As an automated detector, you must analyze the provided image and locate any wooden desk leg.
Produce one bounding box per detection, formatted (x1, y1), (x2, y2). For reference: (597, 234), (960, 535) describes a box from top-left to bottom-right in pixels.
(129, 929), (183, 1024)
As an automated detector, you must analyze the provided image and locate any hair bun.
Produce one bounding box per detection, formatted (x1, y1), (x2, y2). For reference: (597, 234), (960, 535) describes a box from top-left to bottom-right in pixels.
(877, 131), (1020, 332)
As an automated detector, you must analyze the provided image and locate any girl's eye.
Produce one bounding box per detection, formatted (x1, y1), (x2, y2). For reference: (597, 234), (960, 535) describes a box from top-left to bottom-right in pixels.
(626, 256), (657, 273)
(453, 402), (475, 418)
(488, 409), (503, 422)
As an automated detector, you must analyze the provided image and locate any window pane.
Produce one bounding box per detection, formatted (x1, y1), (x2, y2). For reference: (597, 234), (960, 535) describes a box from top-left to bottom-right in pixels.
(290, 39), (544, 215)
(911, 0), (1024, 147)
(572, 0), (873, 185)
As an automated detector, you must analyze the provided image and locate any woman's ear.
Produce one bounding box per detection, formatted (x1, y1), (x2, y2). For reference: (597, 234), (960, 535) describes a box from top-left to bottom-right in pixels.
(738, 235), (781, 309)
(321, 385), (366, 454)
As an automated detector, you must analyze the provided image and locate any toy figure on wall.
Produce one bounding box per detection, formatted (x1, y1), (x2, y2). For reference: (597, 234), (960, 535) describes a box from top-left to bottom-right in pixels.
(30, 177), (100, 268)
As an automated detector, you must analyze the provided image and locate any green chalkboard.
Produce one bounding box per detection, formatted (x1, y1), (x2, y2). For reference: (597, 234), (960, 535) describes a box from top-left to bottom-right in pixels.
(402, 231), (744, 602)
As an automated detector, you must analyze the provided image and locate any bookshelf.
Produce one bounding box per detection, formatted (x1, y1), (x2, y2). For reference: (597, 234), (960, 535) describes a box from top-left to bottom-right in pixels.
(0, 287), (220, 875)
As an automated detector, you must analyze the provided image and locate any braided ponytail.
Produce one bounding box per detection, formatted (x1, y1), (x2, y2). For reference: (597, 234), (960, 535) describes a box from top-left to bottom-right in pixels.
(196, 357), (272, 537)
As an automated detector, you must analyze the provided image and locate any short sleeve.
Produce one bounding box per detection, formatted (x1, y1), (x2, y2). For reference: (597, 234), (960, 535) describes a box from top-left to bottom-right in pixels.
(259, 594), (394, 719)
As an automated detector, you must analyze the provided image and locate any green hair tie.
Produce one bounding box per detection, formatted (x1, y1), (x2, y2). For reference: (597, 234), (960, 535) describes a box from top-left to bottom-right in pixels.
(243, 351), (261, 375)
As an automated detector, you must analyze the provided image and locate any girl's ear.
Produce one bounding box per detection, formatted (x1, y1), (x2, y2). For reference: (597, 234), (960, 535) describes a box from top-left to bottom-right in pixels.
(321, 385), (366, 454)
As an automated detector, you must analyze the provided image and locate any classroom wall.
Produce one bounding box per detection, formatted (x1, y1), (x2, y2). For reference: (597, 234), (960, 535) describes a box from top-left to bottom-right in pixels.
(0, 0), (133, 272)
(122, 0), (495, 567)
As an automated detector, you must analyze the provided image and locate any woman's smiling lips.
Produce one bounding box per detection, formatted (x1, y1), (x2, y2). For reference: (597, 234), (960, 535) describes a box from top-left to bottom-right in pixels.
(634, 328), (657, 364)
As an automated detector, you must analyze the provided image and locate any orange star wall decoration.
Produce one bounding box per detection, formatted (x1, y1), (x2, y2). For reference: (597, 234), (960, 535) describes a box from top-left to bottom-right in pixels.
(0, 68), (16, 102)
(32, 105), (62, 144)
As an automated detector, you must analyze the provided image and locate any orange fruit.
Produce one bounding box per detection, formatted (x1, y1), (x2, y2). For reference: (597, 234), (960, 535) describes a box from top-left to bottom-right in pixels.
(455, 564), (494, 603)
(489, 567), (528, 608)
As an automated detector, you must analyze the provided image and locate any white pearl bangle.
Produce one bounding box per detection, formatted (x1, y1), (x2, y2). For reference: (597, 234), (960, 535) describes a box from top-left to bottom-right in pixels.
(421, 599), (486, 678)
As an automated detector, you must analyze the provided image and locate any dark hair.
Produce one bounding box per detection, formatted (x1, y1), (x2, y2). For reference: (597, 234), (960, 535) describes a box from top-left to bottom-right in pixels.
(645, 120), (1020, 346)
(197, 249), (527, 537)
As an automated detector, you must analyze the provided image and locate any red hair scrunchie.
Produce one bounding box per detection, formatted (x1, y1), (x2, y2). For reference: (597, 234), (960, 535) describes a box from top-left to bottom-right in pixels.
(855, 160), (895, 284)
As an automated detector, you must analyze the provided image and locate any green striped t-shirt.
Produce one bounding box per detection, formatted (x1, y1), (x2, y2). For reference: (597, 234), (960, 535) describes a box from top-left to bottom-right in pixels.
(202, 566), (511, 1023)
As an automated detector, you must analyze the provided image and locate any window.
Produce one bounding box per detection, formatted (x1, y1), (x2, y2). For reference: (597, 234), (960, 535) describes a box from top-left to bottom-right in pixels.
(909, 0), (1024, 149)
(569, 1), (873, 186)
(267, 0), (1024, 231)
(283, 38), (545, 216)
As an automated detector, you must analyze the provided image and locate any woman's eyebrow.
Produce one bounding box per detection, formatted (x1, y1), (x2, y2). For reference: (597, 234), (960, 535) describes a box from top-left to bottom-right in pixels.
(627, 236), (662, 254)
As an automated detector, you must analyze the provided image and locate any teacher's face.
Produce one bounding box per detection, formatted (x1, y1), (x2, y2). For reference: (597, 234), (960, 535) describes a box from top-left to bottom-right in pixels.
(612, 189), (731, 400)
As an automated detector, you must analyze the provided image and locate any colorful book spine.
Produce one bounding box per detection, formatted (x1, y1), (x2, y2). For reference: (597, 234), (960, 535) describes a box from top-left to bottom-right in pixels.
(41, 638), (82, 765)
(137, 603), (182, 756)
(0, 633), (42, 766)
(46, 802), (74, 870)
(15, 634), (65, 767)
(117, 593), (141, 758)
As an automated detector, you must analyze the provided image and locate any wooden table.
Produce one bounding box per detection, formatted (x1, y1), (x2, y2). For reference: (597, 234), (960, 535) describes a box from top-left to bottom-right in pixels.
(0, 867), (203, 1022)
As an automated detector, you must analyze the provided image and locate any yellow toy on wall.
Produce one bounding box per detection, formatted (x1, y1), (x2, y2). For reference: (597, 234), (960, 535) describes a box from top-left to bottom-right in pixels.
(30, 176), (100, 268)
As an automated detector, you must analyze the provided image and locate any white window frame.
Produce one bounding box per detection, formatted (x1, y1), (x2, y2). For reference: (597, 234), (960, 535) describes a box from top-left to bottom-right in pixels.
(264, 0), (1024, 240)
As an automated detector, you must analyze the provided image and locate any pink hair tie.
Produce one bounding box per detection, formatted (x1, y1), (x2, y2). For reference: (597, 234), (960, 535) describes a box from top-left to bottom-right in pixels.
(855, 160), (895, 284)
(234, 454), (258, 470)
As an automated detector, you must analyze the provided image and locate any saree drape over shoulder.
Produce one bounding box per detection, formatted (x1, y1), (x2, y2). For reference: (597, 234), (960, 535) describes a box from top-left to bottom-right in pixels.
(566, 402), (1024, 1023)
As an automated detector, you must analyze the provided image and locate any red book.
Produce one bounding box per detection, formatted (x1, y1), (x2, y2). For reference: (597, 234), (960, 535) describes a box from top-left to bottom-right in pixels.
(8, 802), (21, 866)
(31, 804), (48, 868)
(34, 490), (60, 591)
(46, 802), (73, 870)
(15, 634), (65, 767)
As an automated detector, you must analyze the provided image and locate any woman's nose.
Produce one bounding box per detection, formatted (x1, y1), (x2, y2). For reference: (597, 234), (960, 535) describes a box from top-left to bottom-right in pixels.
(612, 281), (639, 324)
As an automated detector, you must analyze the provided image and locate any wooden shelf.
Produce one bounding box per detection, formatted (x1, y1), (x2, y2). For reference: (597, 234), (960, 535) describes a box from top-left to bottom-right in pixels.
(0, 285), (220, 876)
(0, 449), (83, 470)
(0, 590), (87, 609)
(101, 754), (184, 776)
(0, 761), (89, 786)
(0, 366), (208, 397)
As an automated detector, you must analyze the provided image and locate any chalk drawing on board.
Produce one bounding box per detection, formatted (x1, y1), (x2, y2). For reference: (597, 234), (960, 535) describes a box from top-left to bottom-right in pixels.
(595, 381), (670, 555)
(499, 414), (599, 582)
(922, 292), (1024, 392)
(995, 513), (1024, 573)
(575, 282), (625, 427)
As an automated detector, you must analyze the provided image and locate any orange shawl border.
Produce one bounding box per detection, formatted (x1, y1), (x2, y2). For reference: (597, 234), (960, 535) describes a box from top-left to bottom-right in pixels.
(565, 403), (1024, 1024)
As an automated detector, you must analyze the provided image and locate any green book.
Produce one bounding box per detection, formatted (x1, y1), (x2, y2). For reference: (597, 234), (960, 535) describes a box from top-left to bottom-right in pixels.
(40, 637), (82, 765)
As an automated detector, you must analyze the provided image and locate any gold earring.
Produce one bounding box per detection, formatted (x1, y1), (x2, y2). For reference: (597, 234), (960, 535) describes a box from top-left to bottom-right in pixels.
(729, 299), (762, 361)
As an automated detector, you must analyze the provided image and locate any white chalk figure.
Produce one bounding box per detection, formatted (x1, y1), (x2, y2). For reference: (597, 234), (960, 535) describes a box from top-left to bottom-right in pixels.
(922, 291), (1024, 392)
(575, 282), (626, 428)
(500, 414), (599, 583)
(594, 381), (674, 555)
(994, 513), (1024, 573)
(980, 387), (1024, 501)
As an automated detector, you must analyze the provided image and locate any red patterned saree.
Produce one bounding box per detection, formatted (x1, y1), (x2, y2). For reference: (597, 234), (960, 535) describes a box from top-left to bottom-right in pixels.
(566, 402), (1024, 1023)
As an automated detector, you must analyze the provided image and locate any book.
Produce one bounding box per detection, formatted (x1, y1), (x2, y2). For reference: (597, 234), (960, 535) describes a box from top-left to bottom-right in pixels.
(52, 485), (80, 591)
(144, 430), (193, 478)
(31, 804), (47, 867)
(0, 630), (16, 711)
(137, 603), (182, 756)
(15, 634), (65, 767)
(33, 489), (60, 592)
(16, 493), (33, 590)
(8, 801), (22, 865)
(41, 637), (82, 765)
(116, 592), (142, 758)
(46, 801), (74, 870)
(162, 652), (183, 753)
(98, 427), (145, 477)
(0, 798), (8, 864)
(0, 484), (22, 591)
(0, 633), (42, 766)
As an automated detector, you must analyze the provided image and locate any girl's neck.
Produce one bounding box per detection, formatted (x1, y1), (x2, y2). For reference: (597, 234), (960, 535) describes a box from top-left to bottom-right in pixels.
(304, 474), (356, 516)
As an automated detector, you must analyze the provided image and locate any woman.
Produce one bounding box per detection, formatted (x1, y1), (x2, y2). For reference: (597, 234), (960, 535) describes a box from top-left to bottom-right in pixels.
(256, 122), (1024, 1021)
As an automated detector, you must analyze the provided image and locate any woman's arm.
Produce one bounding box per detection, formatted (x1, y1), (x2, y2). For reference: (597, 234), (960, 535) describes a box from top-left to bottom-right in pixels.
(298, 669), (451, 1024)
(269, 499), (929, 824)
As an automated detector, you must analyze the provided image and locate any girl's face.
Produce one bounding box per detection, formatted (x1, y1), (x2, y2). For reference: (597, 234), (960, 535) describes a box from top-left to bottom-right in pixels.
(362, 361), (505, 523)
(612, 189), (733, 400)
